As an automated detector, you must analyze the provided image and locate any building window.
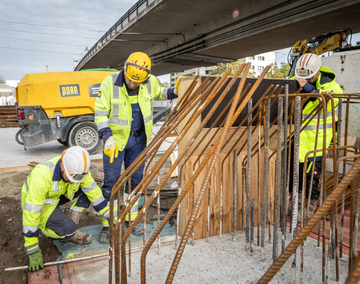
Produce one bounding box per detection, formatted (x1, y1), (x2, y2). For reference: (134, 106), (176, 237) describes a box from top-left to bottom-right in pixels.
(257, 66), (264, 71)
(258, 56), (265, 61)
(251, 65), (255, 70)
(248, 56), (255, 60)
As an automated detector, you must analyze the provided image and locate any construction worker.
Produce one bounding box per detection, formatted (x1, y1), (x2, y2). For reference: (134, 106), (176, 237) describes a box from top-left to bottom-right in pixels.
(22, 146), (110, 272)
(94, 51), (180, 243)
(289, 53), (342, 221)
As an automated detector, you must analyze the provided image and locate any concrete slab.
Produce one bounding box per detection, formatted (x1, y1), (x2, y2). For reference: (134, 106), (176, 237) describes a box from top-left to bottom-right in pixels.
(0, 128), (102, 168)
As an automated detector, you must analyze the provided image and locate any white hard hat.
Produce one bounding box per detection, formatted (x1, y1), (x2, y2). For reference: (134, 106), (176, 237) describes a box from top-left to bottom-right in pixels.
(295, 53), (322, 79)
(61, 146), (90, 183)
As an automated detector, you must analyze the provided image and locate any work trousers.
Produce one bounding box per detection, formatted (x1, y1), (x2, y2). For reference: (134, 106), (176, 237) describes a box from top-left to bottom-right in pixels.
(46, 190), (91, 240)
(102, 131), (146, 202)
(288, 144), (322, 200)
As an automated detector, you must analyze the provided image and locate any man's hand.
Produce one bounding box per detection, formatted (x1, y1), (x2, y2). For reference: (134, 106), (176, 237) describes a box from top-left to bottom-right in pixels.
(295, 77), (307, 88)
(104, 136), (119, 163)
(28, 251), (44, 272)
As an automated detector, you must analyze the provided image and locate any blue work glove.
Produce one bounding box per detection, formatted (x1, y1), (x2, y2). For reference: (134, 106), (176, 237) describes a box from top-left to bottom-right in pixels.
(104, 136), (119, 163)
(28, 250), (44, 272)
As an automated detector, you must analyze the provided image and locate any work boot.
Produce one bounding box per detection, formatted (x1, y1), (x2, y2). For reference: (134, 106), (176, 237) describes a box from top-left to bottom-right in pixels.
(64, 208), (82, 225)
(98, 227), (110, 244)
(125, 222), (144, 237)
(306, 198), (318, 220)
(62, 230), (92, 245)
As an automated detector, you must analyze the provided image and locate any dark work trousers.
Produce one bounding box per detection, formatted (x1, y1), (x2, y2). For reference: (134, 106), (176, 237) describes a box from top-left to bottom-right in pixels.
(46, 189), (91, 241)
(288, 142), (322, 200)
(101, 130), (146, 204)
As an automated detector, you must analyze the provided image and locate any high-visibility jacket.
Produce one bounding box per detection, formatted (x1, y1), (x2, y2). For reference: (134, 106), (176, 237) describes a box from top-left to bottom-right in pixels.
(21, 156), (109, 255)
(94, 71), (169, 151)
(296, 66), (342, 162)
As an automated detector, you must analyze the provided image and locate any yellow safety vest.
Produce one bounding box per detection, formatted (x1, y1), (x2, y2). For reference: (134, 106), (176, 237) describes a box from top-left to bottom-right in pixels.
(94, 71), (168, 151)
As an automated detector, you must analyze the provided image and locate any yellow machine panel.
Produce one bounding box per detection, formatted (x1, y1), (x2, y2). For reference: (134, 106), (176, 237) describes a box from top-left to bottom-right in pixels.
(16, 70), (116, 118)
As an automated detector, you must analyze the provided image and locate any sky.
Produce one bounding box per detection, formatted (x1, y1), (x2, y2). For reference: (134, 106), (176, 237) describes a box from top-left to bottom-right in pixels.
(1, 0), (359, 84)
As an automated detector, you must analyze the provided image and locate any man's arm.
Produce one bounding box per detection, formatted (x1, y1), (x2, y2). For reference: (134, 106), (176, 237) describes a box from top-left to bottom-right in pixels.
(22, 173), (49, 256)
(95, 76), (113, 143)
(80, 174), (109, 219)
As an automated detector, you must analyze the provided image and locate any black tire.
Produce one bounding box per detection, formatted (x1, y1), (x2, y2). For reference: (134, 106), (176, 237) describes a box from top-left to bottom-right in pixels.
(57, 139), (68, 146)
(15, 128), (25, 145)
(68, 122), (102, 154)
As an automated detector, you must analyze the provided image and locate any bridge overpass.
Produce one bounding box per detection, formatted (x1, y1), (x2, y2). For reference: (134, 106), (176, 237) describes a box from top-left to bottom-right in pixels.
(75, 0), (360, 76)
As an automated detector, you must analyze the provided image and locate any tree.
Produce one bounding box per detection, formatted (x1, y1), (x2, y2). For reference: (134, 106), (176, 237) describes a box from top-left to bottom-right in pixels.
(266, 62), (290, 79)
(0, 75), (4, 84)
(210, 59), (256, 77)
(159, 81), (170, 88)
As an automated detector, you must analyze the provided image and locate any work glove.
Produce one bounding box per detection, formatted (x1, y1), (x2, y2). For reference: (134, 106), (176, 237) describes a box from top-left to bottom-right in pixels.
(174, 76), (185, 95)
(104, 136), (119, 163)
(28, 250), (44, 272)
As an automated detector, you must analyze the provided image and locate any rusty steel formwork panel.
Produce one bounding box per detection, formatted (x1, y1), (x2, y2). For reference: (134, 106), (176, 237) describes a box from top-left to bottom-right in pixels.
(107, 61), (360, 283)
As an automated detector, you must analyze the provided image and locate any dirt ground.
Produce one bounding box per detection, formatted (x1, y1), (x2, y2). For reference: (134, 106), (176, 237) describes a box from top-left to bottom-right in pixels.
(0, 155), (177, 284)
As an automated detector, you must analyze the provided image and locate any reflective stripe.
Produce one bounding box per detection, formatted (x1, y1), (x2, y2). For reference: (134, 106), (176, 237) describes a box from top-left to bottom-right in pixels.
(82, 181), (97, 193)
(39, 161), (59, 192)
(304, 123), (333, 131)
(302, 108), (338, 120)
(162, 88), (168, 100)
(95, 110), (109, 117)
(40, 161), (55, 172)
(24, 203), (43, 213)
(113, 103), (119, 119)
(70, 206), (84, 212)
(146, 81), (151, 96)
(44, 198), (59, 207)
(107, 200), (118, 207)
(112, 74), (119, 99)
(53, 181), (59, 192)
(97, 121), (110, 130)
(102, 208), (110, 219)
(23, 225), (39, 234)
(109, 118), (128, 126)
(25, 243), (39, 255)
(144, 114), (153, 124)
(93, 196), (105, 207)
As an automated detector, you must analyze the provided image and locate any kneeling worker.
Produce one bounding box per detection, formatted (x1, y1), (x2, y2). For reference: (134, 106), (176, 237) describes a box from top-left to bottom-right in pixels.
(22, 146), (110, 271)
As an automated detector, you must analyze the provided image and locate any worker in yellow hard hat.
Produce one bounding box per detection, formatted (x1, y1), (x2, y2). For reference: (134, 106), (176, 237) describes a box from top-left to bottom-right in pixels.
(21, 146), (110, 271)
(94, 52), (181, 243)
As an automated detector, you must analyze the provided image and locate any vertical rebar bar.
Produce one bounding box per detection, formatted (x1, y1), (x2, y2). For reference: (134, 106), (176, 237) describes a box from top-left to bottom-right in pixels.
(246, 98), (252, 252)
(281, 85), (288, 252)
(291, 96), (301, 282)
(273, 97), (283, 262)
(261, 99), (270, 261)
(251, 198), (255, 246)
(233, 149), (238, 241)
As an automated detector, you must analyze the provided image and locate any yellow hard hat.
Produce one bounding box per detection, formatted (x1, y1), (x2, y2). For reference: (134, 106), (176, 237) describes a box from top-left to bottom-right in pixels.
(124, 52), (151, 83)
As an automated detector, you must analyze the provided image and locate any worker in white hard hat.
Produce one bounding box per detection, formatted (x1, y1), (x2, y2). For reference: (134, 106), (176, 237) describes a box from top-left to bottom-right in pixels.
(21, 146), (110, 272)
(94, 52), (182, 243)
(288, 53), (342, 221)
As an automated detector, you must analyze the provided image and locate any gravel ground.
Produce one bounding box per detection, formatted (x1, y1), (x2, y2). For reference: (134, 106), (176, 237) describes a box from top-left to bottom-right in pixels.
(123, 229), (349, 284)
